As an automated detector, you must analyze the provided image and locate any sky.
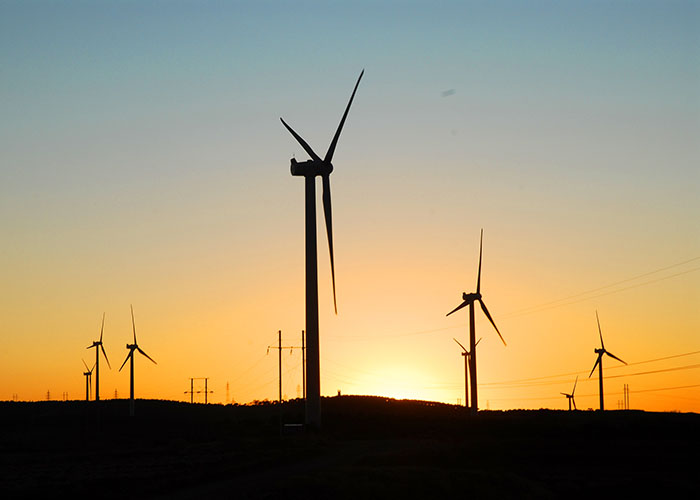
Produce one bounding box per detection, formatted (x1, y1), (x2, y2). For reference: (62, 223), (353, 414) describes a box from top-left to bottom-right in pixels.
(1, 0), (699, 412)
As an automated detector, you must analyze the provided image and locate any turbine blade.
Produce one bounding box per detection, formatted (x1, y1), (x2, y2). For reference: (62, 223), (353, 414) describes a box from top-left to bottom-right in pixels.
(324, 69), (364, 163)
(479, 299), (506, 346)
(119, 351), (132, 372)
(99, 312), (105, 343)
(453, 338), (467, 352)
(82, 359), (90, 371)
(137, 347), (157, 365)
(322, 174), (337, 314)
(130, 304), (137, 344)
(560, 392), (569, 396)
(476, 229), (483, 294)
(446, 300), (469, 317)
(589, 354), (601, 378)
(572, 397), (577, 410)
(280, 118), (322, 162)
(572, 375), (578, 395)
(605, 351), (627, 365)
(596, 310), (605, 350)
(101, 344), (111, 369)
(87, 344), (95, 349)
(475, 337), (483, 347)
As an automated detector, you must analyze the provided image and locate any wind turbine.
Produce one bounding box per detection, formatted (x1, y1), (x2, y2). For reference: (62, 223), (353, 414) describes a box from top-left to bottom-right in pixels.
(560, 375), (578, 411)
(280, 70), (364, 429)
(119, 305), (157, 417)
(453, 337), (481, 409)
(589, 311), (627, 411)
(82, 359), (95, 401)
(86, 312), (110, 401)
(446, 229), (506, 414)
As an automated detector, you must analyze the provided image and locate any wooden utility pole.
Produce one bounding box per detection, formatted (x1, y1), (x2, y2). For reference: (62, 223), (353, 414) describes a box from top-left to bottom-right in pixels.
(185, 378), (194, 403)
(267, 330), (303, 403)
(301, 330), (306, 400)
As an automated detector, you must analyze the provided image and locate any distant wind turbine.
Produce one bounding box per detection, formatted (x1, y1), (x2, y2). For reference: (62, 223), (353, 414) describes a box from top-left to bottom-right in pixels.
(589, 311), (627, 411)
(86, 312), (110, 401)
(446, 229), (506, 414)
(119, 305), (157, 417)
(454, 337), (481, 409)
(560, 376), (578, 411)
(82, 359), (95, 401)
(280, 70), (364, 429)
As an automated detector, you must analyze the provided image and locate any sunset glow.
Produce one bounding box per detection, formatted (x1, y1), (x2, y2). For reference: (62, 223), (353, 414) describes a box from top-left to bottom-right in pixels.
(1, 1), (698, 413)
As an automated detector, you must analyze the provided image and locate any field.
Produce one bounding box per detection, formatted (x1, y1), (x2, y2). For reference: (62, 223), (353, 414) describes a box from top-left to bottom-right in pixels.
(1, 396), (697, 498)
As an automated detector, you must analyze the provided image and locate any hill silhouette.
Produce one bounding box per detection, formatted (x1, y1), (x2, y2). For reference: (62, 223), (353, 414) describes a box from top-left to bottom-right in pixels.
(0, 396), (696, 498)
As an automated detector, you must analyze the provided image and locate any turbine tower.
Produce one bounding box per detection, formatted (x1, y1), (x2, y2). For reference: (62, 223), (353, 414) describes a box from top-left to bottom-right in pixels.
(560, 375), (578, 411)
(446, 230), (506, 414)
(82, 359), (95, 401)
(87, 312), (110, 401)
(589, 311), (627, 411)
(119, 305), (157, 417)
(453, 337), (481, 409)
(280, 70), (364, 429)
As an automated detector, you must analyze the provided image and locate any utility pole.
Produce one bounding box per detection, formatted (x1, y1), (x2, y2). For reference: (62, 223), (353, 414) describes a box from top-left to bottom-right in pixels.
(186, 377), (213, 403)
(267, 330), (303, 403)
(199, 378), (212, 404)
(301, 330), (306, 400)
(185, 378), (195, 403)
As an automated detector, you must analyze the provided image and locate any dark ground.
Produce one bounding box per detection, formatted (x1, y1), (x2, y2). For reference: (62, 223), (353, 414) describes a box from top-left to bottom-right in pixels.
(0, 396), (696, 498)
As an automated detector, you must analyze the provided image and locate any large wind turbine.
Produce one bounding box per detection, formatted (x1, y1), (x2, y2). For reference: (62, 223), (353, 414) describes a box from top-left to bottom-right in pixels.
(453, 337), (481, 410)
(82, 359), (95, 401)
(280, 70), (364, 429)
(119, 305), (157, 417)
(446, 230), (506, 414)
(589, 311), (626, 411)
(86, 312), (110, 401)
(560, 376), (578, 411)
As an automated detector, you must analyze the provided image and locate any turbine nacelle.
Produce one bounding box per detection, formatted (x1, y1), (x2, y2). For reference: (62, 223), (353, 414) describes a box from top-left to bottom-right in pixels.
(290, 158), (333, 177)
(461, 292), (480, 302)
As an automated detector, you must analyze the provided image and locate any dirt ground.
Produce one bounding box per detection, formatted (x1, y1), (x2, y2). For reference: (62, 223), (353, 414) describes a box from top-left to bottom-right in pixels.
(1, 397), (696, 498)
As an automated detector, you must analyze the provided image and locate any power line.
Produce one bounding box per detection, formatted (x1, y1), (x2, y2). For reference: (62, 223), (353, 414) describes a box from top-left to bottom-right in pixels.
(604, 363), (700, 381)
(483, 363), (700, 390)
(324, 349), (700, 390)
(487, 383), (700, 402)
(328, 258), (700, 341)
(630, 383), (700, 394)
(480, 349), (700, 386)
(503, 256), (700, 318)
(503, 266), (700, 319)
